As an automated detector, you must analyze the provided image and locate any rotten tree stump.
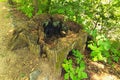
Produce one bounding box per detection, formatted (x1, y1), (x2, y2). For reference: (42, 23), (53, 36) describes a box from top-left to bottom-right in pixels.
(8, 14), (88, 78)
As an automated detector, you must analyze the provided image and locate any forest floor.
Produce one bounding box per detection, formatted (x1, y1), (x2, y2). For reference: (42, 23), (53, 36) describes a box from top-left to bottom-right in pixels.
(0, 1), (120, 80)
(0, 2), (54, 80)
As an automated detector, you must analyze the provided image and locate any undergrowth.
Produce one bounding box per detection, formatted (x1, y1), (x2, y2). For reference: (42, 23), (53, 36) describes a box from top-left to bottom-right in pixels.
(62, 50), (88, 80)
(87, 29), (120, 63)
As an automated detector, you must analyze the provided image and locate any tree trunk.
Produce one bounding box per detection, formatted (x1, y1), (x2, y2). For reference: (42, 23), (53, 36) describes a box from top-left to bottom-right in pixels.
(33, 0), (39, 16)
(8, 14), (88, 79)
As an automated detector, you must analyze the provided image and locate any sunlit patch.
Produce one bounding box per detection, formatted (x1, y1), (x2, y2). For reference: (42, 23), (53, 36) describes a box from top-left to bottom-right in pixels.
(101, 0), (111, 4)
(91, 72), (119, 80)
(90, 61), (104, 69)
(2, 6), (6, 9)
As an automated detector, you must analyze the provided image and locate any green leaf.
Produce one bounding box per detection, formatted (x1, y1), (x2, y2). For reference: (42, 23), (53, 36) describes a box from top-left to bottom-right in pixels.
(62, 61), (70, 72)
(70, 72), (74, 80)
(58, 9), (65, 13)
(113, 56), (119, 62)
(97, 39), (103, 46)
(81, 72), (88, 79)
(69, 66), (74, 72)
(90, 51), (98, 57)
(37, 9), (42, 15)
(78, 71), (82, 79)
(76, 67), (80, 73)
(28, 13), (33, 18)
(88, 44), (98, 51)
(80, 61), (85, 68)
(79, 67), (85, 72)
(92, 56), (98, 61)
(69, 10), (75, 16)
(97, 52), (104, 60)
(103, 51), (110, 58)
(64, 73), (69, 80)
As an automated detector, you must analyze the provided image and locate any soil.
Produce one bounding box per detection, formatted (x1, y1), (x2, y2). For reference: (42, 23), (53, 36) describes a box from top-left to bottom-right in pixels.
(0, 2), (54, 80)
(0, 1), (120, 80)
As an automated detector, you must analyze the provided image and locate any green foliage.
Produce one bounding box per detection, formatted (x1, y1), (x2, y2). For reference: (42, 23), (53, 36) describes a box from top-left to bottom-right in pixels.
(88, 34), (110, 62)
(62, 50), (88, 80)
(11, 0), (120, 32)
(37, 0), (51, 13)
(49, 0), (120, 40)
(49, 0), (84, 22)
(19, 5), (34, 18)
(110, 41), (120, 62)
(88, 30), (120, 63)
(15, 0), (51, 17)
(17, 0), (34, 18)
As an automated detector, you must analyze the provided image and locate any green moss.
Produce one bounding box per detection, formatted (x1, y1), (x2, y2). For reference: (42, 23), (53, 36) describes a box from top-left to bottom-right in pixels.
(56, 47), (69, 69)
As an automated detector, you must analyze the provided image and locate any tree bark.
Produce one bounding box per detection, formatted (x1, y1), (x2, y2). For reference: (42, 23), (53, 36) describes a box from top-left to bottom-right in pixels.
(33, 0), (39, 16)
(8, 14), (88, 79)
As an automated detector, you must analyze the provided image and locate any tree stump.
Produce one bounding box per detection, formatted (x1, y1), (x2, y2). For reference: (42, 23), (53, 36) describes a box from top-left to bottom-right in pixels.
(8, 14), (88, 78)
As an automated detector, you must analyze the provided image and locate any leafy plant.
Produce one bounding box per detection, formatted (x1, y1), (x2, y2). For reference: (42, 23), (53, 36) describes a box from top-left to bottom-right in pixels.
(17, 0), (34, 18)
(110, 41), (120, 62)
(88, 34), (110, 62)
(62, 50), (88, 80)
(88, 32), (120, 63)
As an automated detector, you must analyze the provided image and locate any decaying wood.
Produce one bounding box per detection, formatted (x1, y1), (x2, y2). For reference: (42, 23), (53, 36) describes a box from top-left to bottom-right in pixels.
(8, 14), (88, 78)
